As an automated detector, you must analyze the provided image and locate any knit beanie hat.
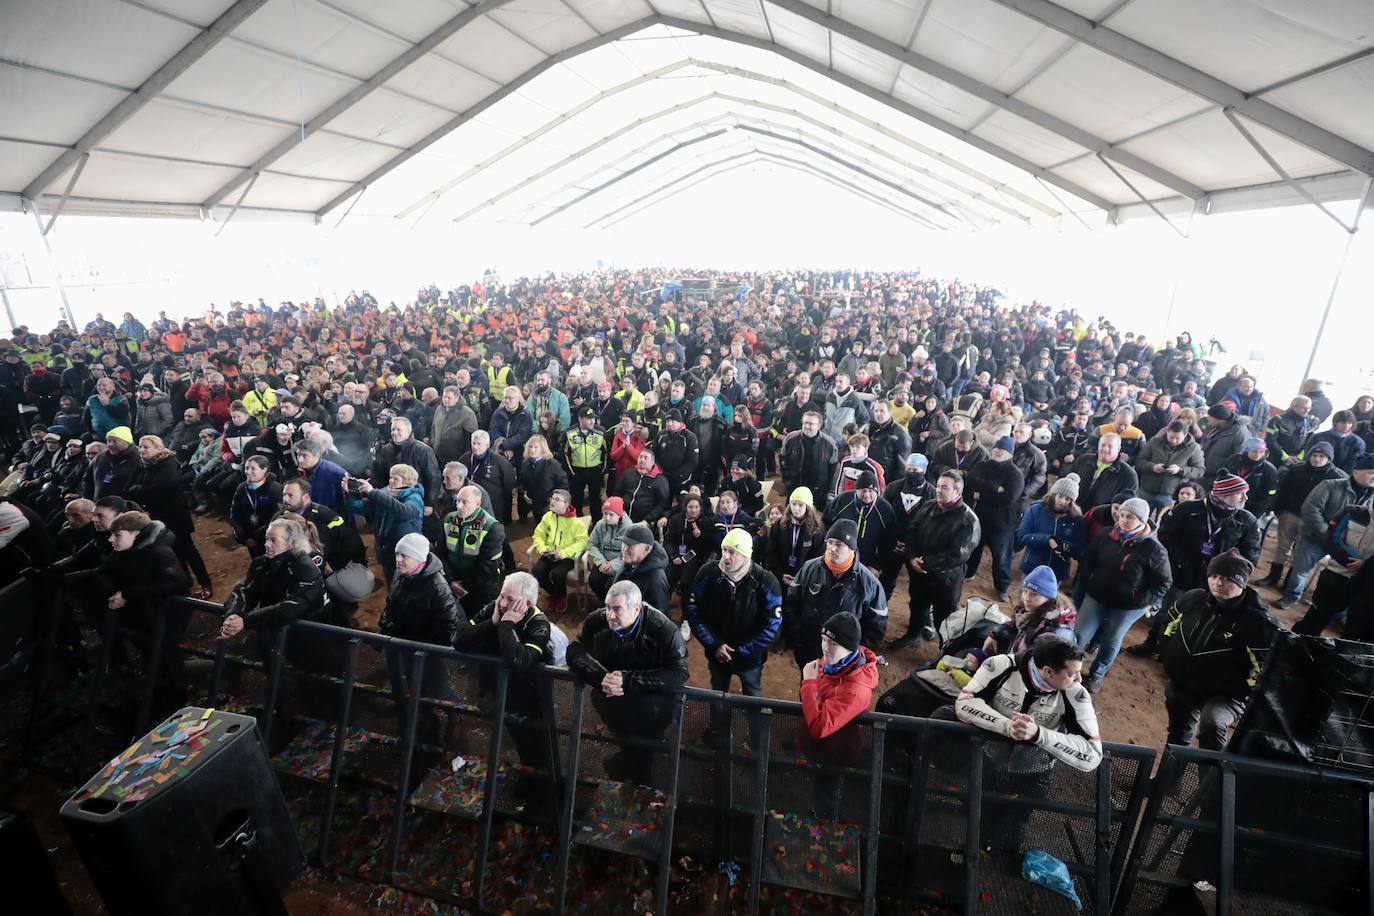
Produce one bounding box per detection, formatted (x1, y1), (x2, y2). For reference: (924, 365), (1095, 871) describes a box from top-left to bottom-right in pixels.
(1211, 473), (1250, 497)
(1208, 403), (1235, 421)
(1118, 497), (1151, 523)
(395, 533), (430, 561)
(825, 519), (859, 551)
(821, 612), (861, 652)
(601, 496), (625, 516)
(105, 426), (134, 444)
(905, 453), (929, 471)
(1309, 441), (1335, 461)
(1023, 565), (1059, 600)
(1207, 548), (1253, 587)
(1242, 437), (1266, 453)
(854, 469), (879, 491)
(1049, 472), (1080, 501)
(721, 528), (753, 558)
(789, 486), (814, 508)
(993, 435), (1016, 454)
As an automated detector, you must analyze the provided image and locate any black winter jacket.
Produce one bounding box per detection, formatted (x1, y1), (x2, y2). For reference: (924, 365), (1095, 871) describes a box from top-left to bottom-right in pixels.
(380, 554), (460, 646)
(567, 604), (689, 726)
(904, 498), (981, 582)
(86, 446), (139, 500)
(966, 456), (1025, 529)
(1157, 500), (1261, 592)
(864, 419), (911, 483)
(783, 557), (887, 666)
(452, 601), (554, 712)
(685, 561), (783, 671)
(1273, 461), (1345, 515)
(616, 467), (671, 524)
(1070, 454), (1138, 511)
(613, 541), (671, 612)
(68, 520), (188, 609)
(1160, 586), (1277, 702)
(654, 427), (700, 485)
(224, 550), (329, 630)
(1081, 525), (1172, 609)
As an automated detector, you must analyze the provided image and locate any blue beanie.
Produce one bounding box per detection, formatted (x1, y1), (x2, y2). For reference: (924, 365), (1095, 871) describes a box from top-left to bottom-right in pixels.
(1023, 565), (1059, 600)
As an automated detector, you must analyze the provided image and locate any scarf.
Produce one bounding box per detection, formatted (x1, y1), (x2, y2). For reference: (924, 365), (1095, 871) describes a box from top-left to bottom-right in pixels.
(1026, 661), (1054, 693)
(612, 611), (643, 639)
(823, 551), (854, 576)
(1115, 523), (1145, 542)
(822, 647), (862, 676)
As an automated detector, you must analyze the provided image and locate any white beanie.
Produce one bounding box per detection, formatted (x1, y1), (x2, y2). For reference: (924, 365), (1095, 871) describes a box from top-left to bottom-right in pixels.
(395, 532), (430, 562)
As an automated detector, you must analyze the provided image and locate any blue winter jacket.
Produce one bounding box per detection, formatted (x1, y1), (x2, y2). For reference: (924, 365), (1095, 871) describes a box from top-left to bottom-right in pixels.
(1015, 498), (1086, 580)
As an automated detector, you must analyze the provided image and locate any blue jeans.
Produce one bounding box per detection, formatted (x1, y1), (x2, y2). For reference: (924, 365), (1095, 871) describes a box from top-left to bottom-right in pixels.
(1074, 595), (1149, 680)
(1283, 538), (1327, 602)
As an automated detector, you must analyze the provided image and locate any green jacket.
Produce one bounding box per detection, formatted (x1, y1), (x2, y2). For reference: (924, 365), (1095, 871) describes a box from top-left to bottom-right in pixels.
(442, 507), (505, 600)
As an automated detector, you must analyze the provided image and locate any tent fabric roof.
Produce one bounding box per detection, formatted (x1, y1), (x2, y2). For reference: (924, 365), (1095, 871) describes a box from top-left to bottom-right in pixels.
(4, 0), (1372, 228)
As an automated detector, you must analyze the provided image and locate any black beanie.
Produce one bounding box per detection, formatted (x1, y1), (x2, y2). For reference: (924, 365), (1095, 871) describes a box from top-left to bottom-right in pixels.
(825, 518), (859, 552)
(1207, 548), (1253, 588)
(821, 612), (862, 652)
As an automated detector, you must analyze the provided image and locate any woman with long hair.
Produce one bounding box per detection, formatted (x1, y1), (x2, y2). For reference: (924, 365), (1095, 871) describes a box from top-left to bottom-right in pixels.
(519, 433), (569, 522)
(764, 486), (825, 588)
(665, 492), (712, 598)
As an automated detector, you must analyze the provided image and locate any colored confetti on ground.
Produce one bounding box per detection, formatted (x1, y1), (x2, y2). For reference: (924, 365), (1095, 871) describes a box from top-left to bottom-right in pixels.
(576, 780), (667, 858)
(762, 810), (864, 899)
(272, 718), (375, 783)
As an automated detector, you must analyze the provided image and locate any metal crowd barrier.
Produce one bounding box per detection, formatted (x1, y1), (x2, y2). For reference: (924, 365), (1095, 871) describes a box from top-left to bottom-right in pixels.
(8, 588), (1371, 914)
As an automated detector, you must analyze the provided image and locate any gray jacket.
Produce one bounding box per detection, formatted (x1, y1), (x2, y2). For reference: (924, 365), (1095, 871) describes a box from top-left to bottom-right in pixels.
(1302, 477), (1373, 542)
(134, 391), (174, 439)
(1137, 436), (1205, 498)
(1200, 417), (1250, 483)
(585, 513), (630, 573)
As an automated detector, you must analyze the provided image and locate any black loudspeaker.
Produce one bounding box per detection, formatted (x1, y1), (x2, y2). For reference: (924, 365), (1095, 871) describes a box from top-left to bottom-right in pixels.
(60, 707), (303, 915)
(0, 810), (73, 915)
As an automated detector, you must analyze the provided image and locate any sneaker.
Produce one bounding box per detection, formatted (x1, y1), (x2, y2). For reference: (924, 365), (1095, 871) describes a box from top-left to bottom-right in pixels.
(679, 620), (692, 642)
(1275, 597), (1297, 610)
(996, 592), (1009, 603)
(1085, 673), (1104, 693)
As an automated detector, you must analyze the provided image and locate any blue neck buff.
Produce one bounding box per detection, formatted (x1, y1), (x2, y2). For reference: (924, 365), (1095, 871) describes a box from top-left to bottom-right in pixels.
(823, 647), (861, 676)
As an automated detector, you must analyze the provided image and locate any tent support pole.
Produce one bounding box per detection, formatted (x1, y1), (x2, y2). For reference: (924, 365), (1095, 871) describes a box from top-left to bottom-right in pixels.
(1302, 178), (1373, 383)
(26, 203), (77, 329)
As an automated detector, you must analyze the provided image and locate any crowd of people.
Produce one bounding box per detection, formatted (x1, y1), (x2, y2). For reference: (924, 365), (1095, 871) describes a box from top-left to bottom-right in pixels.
(6, 270), (1372, 817)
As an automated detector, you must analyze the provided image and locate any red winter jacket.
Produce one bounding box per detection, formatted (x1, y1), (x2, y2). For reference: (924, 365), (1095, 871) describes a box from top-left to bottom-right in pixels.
(799, 645), (879, 763)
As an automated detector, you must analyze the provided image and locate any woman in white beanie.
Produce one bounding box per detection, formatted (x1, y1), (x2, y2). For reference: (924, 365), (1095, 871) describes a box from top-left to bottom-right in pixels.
(381, 531), (462, 742)
(1073, 496), (1173, 693)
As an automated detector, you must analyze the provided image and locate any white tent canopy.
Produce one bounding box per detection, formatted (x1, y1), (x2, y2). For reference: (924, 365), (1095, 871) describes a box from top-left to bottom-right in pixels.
(3, 0), (1373, 229)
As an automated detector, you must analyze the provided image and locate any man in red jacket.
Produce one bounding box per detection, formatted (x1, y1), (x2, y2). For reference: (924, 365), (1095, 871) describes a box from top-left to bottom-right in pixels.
(799, 611), (878, 819)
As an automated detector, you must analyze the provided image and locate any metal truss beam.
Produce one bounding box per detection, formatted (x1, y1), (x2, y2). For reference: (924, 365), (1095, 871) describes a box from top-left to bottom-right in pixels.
(452, 93), (999, 226)
(201, 0), (524, 209)
(316, 14), (1116, 218)
(768, 0), (1204, 200)
(590, 149), (939, 230)
(985, 0), (1374, 176)
(22, 0), (269, 200)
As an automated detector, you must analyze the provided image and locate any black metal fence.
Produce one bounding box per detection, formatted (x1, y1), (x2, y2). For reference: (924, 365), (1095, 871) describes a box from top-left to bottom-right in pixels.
(8, 590), (1373, 915)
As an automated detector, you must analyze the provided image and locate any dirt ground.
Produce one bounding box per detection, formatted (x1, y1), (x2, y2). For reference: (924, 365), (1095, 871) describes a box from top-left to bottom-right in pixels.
(192, 489), (1308, 752)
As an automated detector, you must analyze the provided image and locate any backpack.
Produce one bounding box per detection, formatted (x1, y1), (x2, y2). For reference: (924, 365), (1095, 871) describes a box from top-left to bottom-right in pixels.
(938, 596), (1009, 644)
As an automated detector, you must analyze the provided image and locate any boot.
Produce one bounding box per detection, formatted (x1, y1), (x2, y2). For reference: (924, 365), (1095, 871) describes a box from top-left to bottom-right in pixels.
(1255, 562), (1284, 588)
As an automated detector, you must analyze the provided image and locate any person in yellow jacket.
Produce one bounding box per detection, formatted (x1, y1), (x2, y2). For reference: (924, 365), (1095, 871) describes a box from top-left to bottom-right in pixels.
(530, 489), (587, 612)
(242, 377), (278, 425)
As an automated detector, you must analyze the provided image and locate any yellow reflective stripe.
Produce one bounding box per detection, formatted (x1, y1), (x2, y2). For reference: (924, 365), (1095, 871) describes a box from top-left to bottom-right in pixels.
(523, 643), (545, 655)
(326, 517), (343, 528)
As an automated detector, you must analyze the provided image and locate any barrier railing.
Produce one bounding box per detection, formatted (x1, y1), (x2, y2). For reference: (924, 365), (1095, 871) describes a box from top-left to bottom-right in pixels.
(7, 587), (1370, 914)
